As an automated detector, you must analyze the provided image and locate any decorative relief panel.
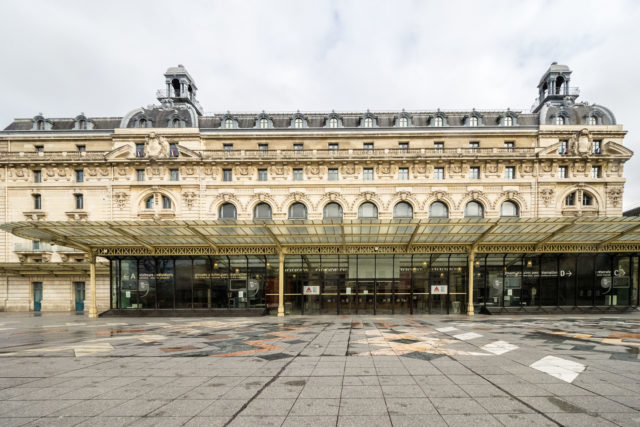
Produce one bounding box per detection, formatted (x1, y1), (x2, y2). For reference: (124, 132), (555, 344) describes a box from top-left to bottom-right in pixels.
(182, 191), (198, 210)
(606, 186), (623, 208)
(113, 192), (129, 210)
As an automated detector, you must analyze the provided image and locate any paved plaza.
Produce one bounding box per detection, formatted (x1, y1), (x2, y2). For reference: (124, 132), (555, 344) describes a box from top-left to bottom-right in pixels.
(0, 312), (639, 426)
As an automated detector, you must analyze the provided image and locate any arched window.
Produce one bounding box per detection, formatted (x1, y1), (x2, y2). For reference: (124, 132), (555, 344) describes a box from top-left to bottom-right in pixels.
(587, 116), (597, 125)
(293, 118), (304, 128)
(36, 120), (45, 130)
(358, 202), (378, 219)
(78, 120), (87, 130)
(434, 116), (443, 127)
(583, 192), (593, 206)
(328, 118), (339, 128)
(363, 117), (374, 128)
(145, 196), (154, 209)
(138, 118), (147, 128)
(398, 117), (409, 127)
(254, 202), (272, 219)
(565, 192), (576, 206)
(219, 203), (237, 219)
(555, 76), (564, 94)
(393, 202), (413, 218)
(554, 115), (565, 125)
(171, 118), (181, 128)
(258, 118), (270, 129)
(464, 201), (484, 218)
(503, 116), (513, 126)
(172, 79), (181, 97)
(224, 119), (234, 129)
(469, 116), (478, 126)
(288, 202), (307, 219)
(429, 201), (449, 218)
(500, 201), (519, 217)
(162, 196), (172, 209)
(323, 202), (343, 219)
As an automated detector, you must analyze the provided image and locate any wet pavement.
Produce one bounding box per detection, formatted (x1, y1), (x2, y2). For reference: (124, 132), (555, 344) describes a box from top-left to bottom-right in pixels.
(0, 312), (639, 426)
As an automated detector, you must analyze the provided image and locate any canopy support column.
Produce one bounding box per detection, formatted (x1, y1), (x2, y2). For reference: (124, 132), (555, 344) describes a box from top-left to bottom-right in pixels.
(89, 252), (98, 319)
(467, 251), (475, 316)
(278, 250), (285, 317)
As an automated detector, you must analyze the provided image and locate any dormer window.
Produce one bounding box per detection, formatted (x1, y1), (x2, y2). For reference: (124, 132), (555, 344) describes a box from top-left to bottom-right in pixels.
(363, 117), (374, 128)
(36, 120), (45, 130)
(291, 115), (306, 129)
(224, 119), (235, 129)
(503, 116), (513, 126)
(328, 118), (339, 128)
(554, 115), (565, 125)
(170, 118), (183, 128)
(259, 118), (270, 129)
(587, 116), (596, 125)
(137, 118), (149, 128)
(434, 116), (444, 127)
(78, 120), (86, 130)
(397, 117), (409, 127)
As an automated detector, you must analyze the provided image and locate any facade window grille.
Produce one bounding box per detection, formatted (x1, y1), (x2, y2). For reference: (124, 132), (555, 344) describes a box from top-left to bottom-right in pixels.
(33, 194), (41, 210)
(136, 169), (145, 181)
(559, 140), (568, 154)
(328, 168), (339, 181)
(591, 166), (602, 179)
(169, 143), (179, 157)
(504, 141), (514, 152)
(469, 167), (480, 179)
(464, 201), (484, 218)
(135, 143), (145, 157)
(76, 145), (86, 152)
(565, 192), (576, 206)
(503, 116), (513, 126)
(398, 168), (409, 181)
(75, 169), (84, 183)
(170, 169), (179, 181)
(593, 140), (602, 154)
(429, 201), (449, 218)
(393, 201), (413, 218)
(398, 142), (409, 153)
(74, 194), (84, 210)
(293, 168), (303, 181)
(219, 203), (237, 219)
(162, 196), (172, 209)
(500, 200), (519, 217)
(223, 169), (233, 182)
(34, 170), (41, 183)
(254, 202), (272, 219)
(145, 196), (154, 209)
(434, 167), (444, 180)
(398, 117), (409, 127)
(558, 166), (568, 179)
(358, 202), (378, 219)
(323, 202), (343, 219)
(505, 166), (515, 180)
(469, 116), (479, 127)
(288, 202), (307, 219)
(258, 169), (268, 181)
(434, 142), (444, 153)
(328, 118), (339, 128)
(363, 168), (374, 181)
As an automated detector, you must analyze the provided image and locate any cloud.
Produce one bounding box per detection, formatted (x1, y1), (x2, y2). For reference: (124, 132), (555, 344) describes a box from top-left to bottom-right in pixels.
(1, 0), (639, 206)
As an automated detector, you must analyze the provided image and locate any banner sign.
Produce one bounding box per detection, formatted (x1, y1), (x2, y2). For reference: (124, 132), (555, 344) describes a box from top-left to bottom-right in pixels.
(431, 285), (448, 295)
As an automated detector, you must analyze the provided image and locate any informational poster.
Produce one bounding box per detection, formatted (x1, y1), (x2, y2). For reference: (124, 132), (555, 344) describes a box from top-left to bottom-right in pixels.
(303, 285), (320, 295)
(431, 285), (448, 295)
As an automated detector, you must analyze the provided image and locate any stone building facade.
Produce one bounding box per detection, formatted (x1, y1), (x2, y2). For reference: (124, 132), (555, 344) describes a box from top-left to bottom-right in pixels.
(0, 63), (635, 315)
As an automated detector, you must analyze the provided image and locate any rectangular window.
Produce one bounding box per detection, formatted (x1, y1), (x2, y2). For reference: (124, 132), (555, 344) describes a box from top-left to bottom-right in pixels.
(505, 166), (515, 179)
(363, 142), (374, 153)
(328, 168), (339, 181)
(363, 168), (374, 181)
(591, 166), (602, 178)
(434, 167), (444, 180)
(504, 141), (514, 152)
(74, 194), (84, 210)
(33, 170), (41, 183)
(293, 143), (303, 151)
(398, 142), (409, 153)
(76, 144), (86, 152)
(258, 143), (269, 151)
(223, 169), (233, 182)
(32, 241), (40, 251)
(469, 166), (480, 179)
(34, 145), (44, 153)
(398, 167), (409, 180)
(559, 140), (568, 154)
(434, 142), (444, 153)
(293, 168), (303, 181)
(33, 194), (41, 210)
(136, 169), (145, 181)
(169, 143), (179, 157)
(170, 169), (179, 181)
(469, 141), (479, 153)
(558, 166), (568, 179)
(328, 143), (339, 152)
(75, 169), (84, 182)
(223, 143), (233, 151)
(593, 140), (602, 154)
(258, 169), (268, 181)
(135, 143), (145, 157)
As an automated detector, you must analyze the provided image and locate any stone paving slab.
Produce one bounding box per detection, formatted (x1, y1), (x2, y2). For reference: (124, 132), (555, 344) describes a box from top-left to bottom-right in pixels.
(0, 311), (639, 425)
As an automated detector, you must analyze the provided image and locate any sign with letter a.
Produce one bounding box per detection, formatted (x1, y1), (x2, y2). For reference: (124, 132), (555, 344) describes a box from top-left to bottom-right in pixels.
(431, 285), (448, 295)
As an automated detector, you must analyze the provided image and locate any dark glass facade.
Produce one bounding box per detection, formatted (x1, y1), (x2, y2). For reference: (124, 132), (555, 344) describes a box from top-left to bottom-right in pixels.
(110, 253), (639, 313)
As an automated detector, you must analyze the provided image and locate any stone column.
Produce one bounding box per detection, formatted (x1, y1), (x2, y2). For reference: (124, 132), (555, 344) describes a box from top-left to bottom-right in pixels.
(467, 251), (475, 316)
(89, 253), (98, 318)
(278, 251), (285, 317)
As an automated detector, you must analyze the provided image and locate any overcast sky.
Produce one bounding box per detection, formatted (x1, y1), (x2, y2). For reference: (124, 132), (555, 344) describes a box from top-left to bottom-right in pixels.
(1, 0), (639, 208)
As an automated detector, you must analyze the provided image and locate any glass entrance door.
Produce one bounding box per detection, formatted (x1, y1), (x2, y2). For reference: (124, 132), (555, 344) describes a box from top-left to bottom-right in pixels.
(74, 282), (85, 312)
(33, 282), (42, 312)
(357, 280), (375, 314)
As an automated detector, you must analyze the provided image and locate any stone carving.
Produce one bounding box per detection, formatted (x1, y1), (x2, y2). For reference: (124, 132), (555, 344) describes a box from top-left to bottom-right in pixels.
(305, 165), (321, 176)
(146, 132), (170, 158)
(539, 187), (555, 207)
(181, 166), (196, 176)
(182, 191), (197, 210)
(376, 164), (392, 175)
(113, 192), (129, 209)
(269, 165), (289, 176)
(541, 160), (552, 173)
(521, 163), (534, 175)
(341, 164), (356, 175)
(116, 166), (129, 177)
(606, 187), (623, 208)
(147, 165), (164, 178)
